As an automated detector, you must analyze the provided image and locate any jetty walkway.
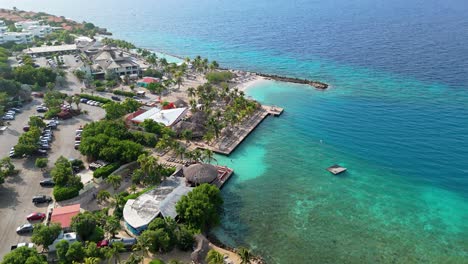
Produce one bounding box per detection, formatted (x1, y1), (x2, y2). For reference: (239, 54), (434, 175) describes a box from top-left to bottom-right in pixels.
(197, 105), (283, 155)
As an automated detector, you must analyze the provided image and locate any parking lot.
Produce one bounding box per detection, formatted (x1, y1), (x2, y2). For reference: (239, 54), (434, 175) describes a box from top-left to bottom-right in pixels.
(0, 98), (104, 257)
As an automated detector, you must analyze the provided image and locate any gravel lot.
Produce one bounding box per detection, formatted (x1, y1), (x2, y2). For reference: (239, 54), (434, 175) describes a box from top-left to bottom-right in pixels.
(0, 99), (104, 258)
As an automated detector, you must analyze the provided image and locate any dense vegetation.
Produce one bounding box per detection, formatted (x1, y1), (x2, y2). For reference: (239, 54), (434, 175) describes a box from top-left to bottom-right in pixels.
(2, 246), (47, 264)
(0, 157), (18, 185)
(51, 156), (84, 201)
(176, 184), (223, 232)
(79, 120), (145, 164)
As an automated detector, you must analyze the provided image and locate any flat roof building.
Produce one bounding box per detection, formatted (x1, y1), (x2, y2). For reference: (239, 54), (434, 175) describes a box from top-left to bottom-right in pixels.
(50, 204), (81, 230)
(24, 44), (78, 56)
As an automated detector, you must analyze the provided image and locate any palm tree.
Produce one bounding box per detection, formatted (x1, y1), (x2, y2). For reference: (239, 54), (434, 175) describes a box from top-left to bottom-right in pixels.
(209, 60), (219, 72)
(97, 190), (111, 203)
(104, 216), (121, 238)
(202, 149), (216, 163)
(65, 96), (73, 108)
(175, 73), (184, 90)
(237, 247), (251, 264)
(105, 242), (125, 264)
(106, 174), (122, 190)
(181, 129), (193, 143)
(130, 184), (137, 194)
(124, 253), (143, 264)
(175, 145), (186, 159)
(84, 257), (101, 264)
(187, 87), (196, 98)
(206, 249), (224, 264)
(73, 96), (81, 111)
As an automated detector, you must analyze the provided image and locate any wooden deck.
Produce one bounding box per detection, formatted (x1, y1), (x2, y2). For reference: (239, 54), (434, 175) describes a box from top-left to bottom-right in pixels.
(196, 105), (283, 155)
(212, 165), (234, 188)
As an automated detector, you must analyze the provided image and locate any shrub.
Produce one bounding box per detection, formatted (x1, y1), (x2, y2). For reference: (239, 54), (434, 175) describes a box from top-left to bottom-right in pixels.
(131, 131), (157, 147)
(53, 185), (82, 201)
(95, 87), (106, 92)
(44, 107), (61, 119)
(70, 159), (85, 170)
(93, 163), (120, 178)
(206, 71), (233, 84)
(79, 94), (112, 104)
(149, 259), (165, 264)
(113, 90), (135, 97)
(35, 158), (48, 169)
(88, 226), (104, 242)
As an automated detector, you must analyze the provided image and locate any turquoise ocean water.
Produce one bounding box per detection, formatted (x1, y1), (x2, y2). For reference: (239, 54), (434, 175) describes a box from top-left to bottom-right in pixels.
(1, 0), (467, 262)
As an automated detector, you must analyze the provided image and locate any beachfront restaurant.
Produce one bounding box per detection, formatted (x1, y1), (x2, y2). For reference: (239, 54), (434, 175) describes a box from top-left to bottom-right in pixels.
(123, 176), (192, 235)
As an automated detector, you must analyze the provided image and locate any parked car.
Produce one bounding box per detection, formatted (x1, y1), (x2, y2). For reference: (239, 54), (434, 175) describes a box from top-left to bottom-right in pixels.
(26, 212), (46, 221)
(35, 149), (48, 156)
(32, 195), (53, 204)
(36, 106), (48, 113)
(80, 98), (88, 103)
(74, 143), (80, 150)
(2, 115), (14, 120)
(39, 179), (55, 187)
(16, 223), (34, 234)
(97, 239), (109, 248)
(11, 108), (21, 113)
(111, 96), (121, 101)
(11, 243), (35, 251)
(110, 237), (137, 249)
(39, 143), (51, 149)
(23, 126), (30, 132)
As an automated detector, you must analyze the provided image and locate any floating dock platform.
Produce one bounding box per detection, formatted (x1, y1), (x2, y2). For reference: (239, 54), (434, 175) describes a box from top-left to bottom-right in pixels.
(327, 165), (347, 175)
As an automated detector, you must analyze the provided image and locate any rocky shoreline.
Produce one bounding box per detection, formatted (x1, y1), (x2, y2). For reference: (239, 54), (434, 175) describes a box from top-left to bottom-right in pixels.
(255, 73), (329, 89)
(206, 233), (267, 264)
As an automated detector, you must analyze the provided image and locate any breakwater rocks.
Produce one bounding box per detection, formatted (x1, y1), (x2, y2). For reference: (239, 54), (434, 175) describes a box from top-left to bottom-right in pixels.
(257, 73), (329, 89)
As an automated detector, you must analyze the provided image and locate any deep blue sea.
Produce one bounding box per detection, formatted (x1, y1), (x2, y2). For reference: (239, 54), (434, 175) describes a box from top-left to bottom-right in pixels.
(2, 0), (467, 262)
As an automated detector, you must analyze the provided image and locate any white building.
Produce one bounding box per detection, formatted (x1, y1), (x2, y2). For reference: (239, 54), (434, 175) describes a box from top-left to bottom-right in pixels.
(131, 107), (188, 127)
(14, 21), (40, 30)
(14, 21), (54, 38)
(0, 20), (5, 27)
(0, 32), (33, 44)
(25, 25), (53, 38)
(0, 27), (6, 34)
(91, 46), (142, 77)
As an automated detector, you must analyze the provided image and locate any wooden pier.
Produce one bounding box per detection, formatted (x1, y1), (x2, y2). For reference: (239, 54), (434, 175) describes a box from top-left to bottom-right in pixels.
(197, 105), (283, 155)
(212, 165), (234, 188)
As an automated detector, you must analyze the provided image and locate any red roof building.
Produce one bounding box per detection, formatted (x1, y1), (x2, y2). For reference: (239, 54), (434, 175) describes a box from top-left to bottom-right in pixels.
(50, 204), (81, 229)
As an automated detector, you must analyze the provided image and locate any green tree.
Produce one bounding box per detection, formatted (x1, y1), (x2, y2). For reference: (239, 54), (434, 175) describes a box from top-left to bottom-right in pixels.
(28, 116), (46, 128)
(104, 241), (125, 264)
(175, 184), (223, 231)
(123, 253), (143, 264)
(31, 223), (62, 250)
(51, 156), (73, 186)
(55, 240), (70, 264)
(106, 174), (122, 190)
(84, 257), (101, 264)
(2, 247), (47, 264)
(35, 158), (48, 169)
(66, 241), (85, 263)
(237, 247), (251, 264)
(97, 190), (111, 203)
(71, 212), (98, 241)
(104, 216), (121, 238)
(181, 129), (193, 143)
(206, 249), (224, 264)
(103, 102), (127, 120)
(175, 224), (194, 251)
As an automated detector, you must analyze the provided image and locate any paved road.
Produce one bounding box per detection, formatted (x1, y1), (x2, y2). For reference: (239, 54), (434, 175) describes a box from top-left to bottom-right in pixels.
(0, 99), (104, 258)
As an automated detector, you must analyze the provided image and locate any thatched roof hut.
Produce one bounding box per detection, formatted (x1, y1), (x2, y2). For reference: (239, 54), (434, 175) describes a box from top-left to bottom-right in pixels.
(184, 163), (218, 186)
(173, 121), (206, 139)
(174, 98), (188, 108)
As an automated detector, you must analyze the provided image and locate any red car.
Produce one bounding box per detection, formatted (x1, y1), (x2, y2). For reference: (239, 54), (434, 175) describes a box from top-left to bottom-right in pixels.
(97, 239), (109, 248)
(26, 212), (46, 221)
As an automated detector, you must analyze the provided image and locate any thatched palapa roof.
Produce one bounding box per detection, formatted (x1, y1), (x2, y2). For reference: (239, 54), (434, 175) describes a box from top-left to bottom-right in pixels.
(184, 163), (218, 185)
